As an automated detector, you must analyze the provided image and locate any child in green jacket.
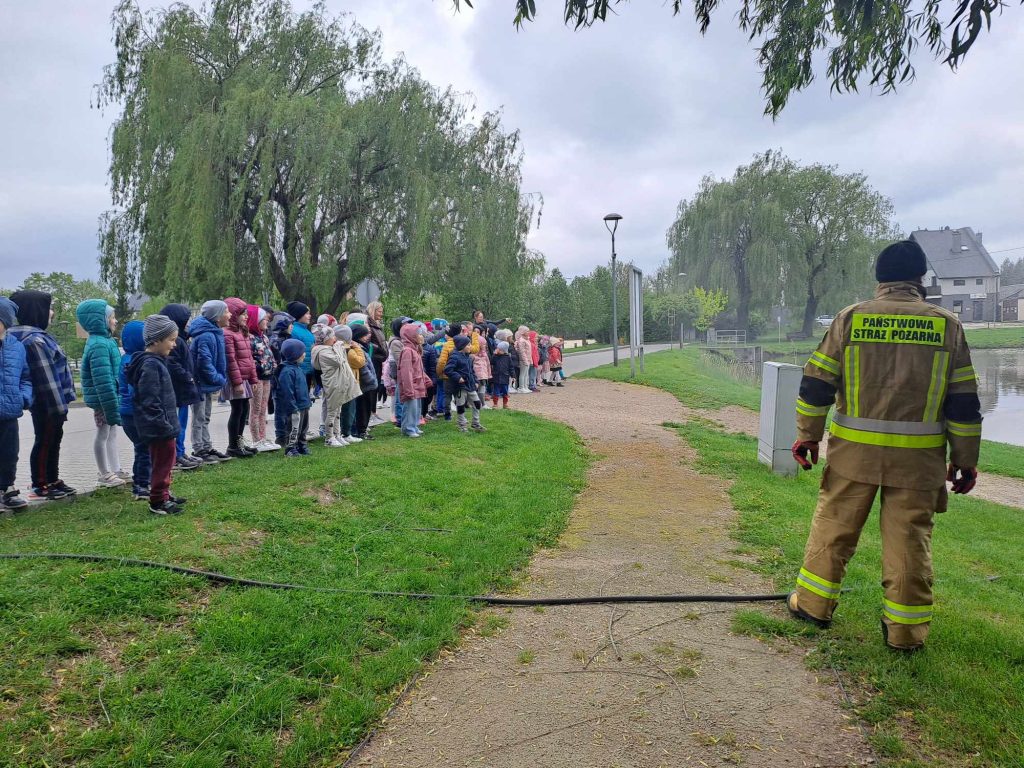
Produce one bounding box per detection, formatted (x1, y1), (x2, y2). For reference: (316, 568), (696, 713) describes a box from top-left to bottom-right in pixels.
(77, 299), (128, 488)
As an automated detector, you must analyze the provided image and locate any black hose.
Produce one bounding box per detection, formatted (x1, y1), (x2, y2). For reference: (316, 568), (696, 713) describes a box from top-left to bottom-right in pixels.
(0, 552), (789, 606)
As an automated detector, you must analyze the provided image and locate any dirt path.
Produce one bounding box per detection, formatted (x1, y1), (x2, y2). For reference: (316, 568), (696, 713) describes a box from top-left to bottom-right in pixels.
(353, 381), (873, 767)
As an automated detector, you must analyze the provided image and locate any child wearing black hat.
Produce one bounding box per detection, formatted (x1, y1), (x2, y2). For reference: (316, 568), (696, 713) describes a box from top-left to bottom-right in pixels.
(276, 338), (312, 456)
(8, 289), (77, 501)
(126, 315), (186, 515)
(443, 335), (485, 433)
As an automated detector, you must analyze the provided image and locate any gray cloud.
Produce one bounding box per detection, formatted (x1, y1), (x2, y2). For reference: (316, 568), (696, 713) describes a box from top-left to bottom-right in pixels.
(2, 0), (1022, 291)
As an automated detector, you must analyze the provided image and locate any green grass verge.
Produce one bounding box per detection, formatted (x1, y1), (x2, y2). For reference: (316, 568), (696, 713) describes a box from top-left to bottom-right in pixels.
(578, 347), (761, 410)
(963, 325), (1024, 349)
(979, 439), (1024, 480)
(0, 412), (588, 767)
(672, 421), (1024, 766)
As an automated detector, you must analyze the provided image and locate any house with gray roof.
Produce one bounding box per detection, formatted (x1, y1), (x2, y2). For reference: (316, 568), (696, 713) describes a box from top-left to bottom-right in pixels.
(910, 227), (1000, 322)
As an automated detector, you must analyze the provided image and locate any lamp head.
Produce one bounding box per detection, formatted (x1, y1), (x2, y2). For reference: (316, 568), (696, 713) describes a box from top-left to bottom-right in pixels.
(603, 212), (622, 235)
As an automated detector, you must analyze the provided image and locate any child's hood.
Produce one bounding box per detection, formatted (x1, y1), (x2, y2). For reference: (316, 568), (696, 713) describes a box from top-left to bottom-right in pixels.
(246, 304), (264, 335)
(8, 289), (51, 330)
(399, 323), (421, 346)
(188, 315), (222, 338)
(160, 304), (193, 337)
(271, 312), (294, 337)
(75, 299), (112, 336)
(225, 297), (248, 333)
(121, 320), (146, 355)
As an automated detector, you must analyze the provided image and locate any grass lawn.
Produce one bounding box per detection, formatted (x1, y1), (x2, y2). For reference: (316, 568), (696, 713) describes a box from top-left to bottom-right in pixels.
(578, 347), (761, 410)
(674, 422), (1024, 767)
(0, 412), (587, 767)
(962, 325), (1024, 349)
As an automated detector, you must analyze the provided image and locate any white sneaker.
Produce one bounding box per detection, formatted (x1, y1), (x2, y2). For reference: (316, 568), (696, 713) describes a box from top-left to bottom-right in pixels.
(368, 415), (385, 426)
(345, 435), (363, 443)
(326, 438), (347, 447)
(114, 469), (132, 481)
(257, 440), (280, 452)
(96, 473), (126, 488)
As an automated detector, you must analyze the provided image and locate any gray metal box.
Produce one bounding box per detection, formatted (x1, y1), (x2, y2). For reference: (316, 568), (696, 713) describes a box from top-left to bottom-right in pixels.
(758, 362), (804, 476)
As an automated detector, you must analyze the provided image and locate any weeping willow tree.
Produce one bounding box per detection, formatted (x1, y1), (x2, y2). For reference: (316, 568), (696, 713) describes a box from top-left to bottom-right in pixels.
(666, 151), (792, 330)
(97, 0), (536, 315)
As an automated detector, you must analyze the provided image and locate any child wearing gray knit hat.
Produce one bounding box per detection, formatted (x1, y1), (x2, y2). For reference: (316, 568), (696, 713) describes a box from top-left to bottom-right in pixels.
(200, 300), (228, 323)
(143, 314), (178, 346)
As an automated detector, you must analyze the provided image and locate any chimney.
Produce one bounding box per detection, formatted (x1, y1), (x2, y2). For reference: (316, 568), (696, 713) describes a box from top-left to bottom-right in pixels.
(977, 231), (983, 243)
(951, 230), (962, 253)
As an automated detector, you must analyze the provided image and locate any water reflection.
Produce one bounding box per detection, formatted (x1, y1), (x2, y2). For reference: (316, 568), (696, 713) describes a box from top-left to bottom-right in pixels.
(973, 348), (1024, 447)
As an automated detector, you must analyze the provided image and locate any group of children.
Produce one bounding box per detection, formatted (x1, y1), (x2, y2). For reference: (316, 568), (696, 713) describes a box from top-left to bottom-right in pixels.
(0, 290), (567, 516)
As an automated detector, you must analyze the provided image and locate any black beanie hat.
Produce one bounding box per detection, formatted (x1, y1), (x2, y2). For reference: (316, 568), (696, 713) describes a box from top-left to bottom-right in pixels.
(350, 324), (370, 342)
(286, 301), (310, 321)
(875, 240), (928, 283)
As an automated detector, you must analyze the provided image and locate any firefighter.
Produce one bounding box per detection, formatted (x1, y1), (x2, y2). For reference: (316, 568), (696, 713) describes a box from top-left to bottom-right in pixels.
(787, 240), (982, 651)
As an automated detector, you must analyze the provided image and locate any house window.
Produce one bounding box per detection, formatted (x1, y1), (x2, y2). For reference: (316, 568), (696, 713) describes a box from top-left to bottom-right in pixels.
(976, 278), (984, 286)
(953, 301), (963, 313)
(953, 279), (966, 287)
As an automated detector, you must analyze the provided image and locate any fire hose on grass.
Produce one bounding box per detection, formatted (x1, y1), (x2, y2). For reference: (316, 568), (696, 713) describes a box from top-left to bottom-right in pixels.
(0, 552), (791, 606)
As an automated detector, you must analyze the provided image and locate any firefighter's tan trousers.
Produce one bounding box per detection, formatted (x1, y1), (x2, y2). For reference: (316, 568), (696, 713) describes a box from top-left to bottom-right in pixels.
(796, 466), (944, 648)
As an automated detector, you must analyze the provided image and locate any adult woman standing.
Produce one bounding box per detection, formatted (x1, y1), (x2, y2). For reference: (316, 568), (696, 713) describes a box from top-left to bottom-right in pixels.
(365, 301), (388, 422)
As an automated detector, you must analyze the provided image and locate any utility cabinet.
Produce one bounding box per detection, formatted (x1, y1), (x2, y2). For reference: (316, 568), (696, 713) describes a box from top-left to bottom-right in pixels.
(758, 362), (803, 476)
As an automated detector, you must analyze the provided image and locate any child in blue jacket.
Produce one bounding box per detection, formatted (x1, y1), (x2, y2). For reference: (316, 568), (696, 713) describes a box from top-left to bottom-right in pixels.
(8, 290), (76, 501)
(444, 335), (485, 433)
(276, 339), (312, 456)
(117, 320), (151, 500)
(188, 300), (229, 463)
(0, 296), (32, 511)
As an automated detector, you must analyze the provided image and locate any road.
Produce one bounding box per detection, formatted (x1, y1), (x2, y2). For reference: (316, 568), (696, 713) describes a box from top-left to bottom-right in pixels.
(10, 343), (674, 496)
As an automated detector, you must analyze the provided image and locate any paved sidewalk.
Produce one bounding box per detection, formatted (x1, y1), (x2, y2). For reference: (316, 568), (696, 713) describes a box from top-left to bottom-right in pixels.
(10, 343), (671, 497)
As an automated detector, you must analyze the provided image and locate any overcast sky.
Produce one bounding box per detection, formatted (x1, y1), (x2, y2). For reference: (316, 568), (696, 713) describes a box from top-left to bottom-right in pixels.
(2, 0), (1023, 291)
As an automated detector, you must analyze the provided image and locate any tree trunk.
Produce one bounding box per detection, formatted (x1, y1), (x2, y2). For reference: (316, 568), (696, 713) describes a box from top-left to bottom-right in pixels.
(734, 248), (752, 331)
(802, 293), (819, 336)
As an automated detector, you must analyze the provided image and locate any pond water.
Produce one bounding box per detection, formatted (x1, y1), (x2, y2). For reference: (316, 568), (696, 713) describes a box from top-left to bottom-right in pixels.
(772, 347), (1024, 447)
(972, 348), (1024, 447)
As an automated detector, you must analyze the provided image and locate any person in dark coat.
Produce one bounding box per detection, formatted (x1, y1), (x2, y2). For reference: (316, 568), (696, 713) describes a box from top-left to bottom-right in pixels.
(160, 303), (202, 469)
(350, 323), (378, 440)
(8, 289), (76, 500)
(0, 296), (32, 510)
(444, 335), (485, 433)
(276, 339), (312, 456)
(490, 340), (514, 409)
(117, 320), (152, 500)
(421, 335), (439, 419)
(126, 315), (187, 515)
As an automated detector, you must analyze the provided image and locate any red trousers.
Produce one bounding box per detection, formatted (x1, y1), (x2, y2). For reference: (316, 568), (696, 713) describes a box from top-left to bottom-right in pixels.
(148, 438), (176, 506)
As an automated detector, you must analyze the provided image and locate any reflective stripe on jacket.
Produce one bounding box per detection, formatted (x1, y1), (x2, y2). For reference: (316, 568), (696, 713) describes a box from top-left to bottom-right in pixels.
(795, 281), (981, 490)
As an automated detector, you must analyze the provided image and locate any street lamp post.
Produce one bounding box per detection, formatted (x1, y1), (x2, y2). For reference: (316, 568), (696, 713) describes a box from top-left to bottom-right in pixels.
(604, 213), (622, 366)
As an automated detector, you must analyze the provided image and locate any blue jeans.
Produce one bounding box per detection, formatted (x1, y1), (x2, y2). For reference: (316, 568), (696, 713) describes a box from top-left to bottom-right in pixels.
(401, 397), (420, 435)
(176, 405), (189, 458)
(393, 377), (404, 423)
(121, 414), (152, 489)
(434, 381), (444, 413)
(528, 365), (537, 389)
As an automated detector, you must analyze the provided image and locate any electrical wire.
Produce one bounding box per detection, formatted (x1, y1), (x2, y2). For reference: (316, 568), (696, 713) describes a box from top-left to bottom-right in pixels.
(0, 552), (789, 606)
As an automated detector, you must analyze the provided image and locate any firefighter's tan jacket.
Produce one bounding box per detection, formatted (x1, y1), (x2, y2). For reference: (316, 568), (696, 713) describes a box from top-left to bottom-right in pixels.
(796, 282), (981, 491)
